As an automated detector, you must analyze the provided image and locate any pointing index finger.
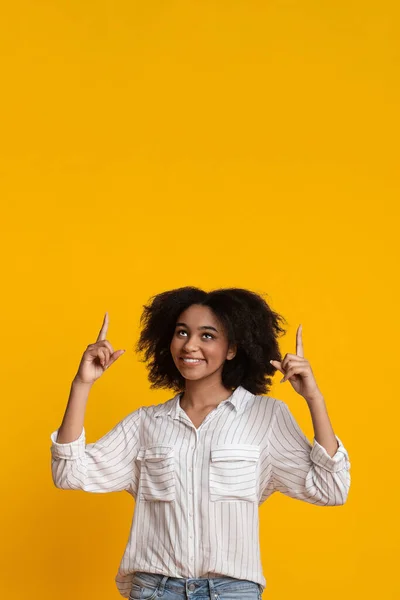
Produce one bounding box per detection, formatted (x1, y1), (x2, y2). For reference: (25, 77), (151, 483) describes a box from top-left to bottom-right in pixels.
(296, 324), (304, 357)
(97, 312), (109, 342)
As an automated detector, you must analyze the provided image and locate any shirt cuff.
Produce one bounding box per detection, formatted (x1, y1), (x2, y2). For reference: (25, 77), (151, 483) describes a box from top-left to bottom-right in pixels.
(310, 435), (350, 473)
(50, 427), (86, 460)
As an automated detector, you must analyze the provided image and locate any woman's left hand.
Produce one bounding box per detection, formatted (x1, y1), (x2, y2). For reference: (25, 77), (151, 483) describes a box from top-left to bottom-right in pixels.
(270, 324), (323, 403)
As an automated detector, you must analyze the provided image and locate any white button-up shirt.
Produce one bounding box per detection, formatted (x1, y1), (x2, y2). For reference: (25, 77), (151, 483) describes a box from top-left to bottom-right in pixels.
(50, 385), (351, 598)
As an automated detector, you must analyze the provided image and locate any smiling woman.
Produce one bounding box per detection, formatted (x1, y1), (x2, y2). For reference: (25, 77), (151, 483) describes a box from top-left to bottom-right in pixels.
(135, 285), (287, 396)
(50, 285), (351, 600)
(171, 304), (237, 388)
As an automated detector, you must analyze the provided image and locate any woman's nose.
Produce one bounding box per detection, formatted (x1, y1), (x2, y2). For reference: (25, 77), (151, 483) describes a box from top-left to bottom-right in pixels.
(184, 339), (198, 351)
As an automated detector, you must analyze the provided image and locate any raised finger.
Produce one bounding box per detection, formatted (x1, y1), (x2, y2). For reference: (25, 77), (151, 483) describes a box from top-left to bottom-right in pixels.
(296, 324), (304, 357)
(97, 312), (109, 342)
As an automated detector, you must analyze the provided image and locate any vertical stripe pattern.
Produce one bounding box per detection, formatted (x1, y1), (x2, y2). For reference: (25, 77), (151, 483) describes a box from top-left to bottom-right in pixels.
(50, 385), (351, 598)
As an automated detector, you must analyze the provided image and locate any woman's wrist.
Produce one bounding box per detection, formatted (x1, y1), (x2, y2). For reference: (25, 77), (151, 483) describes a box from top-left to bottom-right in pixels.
(72, 376), (94, 389)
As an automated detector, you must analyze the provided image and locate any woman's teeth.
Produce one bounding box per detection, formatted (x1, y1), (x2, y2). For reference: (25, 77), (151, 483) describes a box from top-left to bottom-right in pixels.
(182, 358), (205, 363)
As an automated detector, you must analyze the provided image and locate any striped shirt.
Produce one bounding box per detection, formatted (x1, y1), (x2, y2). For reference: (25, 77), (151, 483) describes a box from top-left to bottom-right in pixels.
(50, 385), (351, 597)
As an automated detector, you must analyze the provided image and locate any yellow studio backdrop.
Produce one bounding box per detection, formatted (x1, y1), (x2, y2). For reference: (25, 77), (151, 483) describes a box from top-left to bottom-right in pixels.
(0, 1), (398, 599)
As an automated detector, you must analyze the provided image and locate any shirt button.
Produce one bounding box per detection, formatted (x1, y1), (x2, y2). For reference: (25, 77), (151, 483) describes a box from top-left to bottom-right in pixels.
(189, 512), (193, 516)
(189, 467), (192, 472)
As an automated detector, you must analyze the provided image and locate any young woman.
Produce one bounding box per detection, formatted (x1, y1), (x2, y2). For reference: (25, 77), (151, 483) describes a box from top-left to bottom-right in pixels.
(50, 287), (351, 600)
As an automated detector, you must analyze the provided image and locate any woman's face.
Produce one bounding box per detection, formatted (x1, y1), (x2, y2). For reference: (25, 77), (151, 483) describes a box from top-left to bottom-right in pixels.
(170, 304), (236, 383)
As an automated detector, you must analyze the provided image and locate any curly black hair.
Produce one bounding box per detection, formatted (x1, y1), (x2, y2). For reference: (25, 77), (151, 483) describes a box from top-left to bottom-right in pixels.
(135, 286), (288, 395)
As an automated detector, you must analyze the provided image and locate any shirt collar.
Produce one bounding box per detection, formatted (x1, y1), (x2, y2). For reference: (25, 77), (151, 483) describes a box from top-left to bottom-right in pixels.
(153, 385), (253, 420)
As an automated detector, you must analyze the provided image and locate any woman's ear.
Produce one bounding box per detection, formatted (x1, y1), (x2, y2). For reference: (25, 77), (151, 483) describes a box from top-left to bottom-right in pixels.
(226, 344), (237, 360)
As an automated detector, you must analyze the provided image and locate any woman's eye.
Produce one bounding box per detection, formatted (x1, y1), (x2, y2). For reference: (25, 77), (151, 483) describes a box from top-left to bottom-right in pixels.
(176, 330), (214, 340)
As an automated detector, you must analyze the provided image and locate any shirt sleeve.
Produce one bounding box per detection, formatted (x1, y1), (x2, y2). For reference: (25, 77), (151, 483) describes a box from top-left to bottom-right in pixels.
(259, 400), (351, 506)
(50, 407), (142, 496)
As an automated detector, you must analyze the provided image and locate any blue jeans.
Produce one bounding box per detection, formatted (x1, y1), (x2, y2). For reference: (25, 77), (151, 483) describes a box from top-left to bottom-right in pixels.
(129, 571), (263, 600)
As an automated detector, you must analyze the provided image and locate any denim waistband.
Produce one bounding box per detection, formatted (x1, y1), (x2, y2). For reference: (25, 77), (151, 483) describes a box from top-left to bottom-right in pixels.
(133, 571), (262, 594)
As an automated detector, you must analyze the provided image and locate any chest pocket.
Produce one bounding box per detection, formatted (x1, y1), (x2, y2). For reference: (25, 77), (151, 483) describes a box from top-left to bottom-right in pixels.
(209, 444), (260, 502)
(136, 445), (175, 502)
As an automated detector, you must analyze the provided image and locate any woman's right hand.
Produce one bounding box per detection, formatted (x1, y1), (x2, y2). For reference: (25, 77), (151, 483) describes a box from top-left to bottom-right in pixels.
(73, 312), (125, 385)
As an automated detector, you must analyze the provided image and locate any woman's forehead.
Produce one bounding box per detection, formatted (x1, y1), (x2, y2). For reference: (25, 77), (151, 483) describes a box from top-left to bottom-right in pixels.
(177, 304), (219, 325)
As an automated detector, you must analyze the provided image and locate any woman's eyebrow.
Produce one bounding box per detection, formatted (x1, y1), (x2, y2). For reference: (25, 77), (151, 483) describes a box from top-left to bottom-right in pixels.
(175, 322), (218, 332)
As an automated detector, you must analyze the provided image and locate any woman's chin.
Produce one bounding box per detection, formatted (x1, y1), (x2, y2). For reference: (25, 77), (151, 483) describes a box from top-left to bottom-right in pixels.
(180, 372), (205, 380)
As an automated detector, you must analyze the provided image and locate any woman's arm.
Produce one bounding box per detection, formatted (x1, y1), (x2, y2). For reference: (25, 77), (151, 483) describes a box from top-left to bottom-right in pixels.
(258, 399), (351, 506)
(50, 312), (137, 493)
(261, 324), (351, 505)
(56, 378), (92, 443)
(50, 406), (142, 495)
(306, 392), (340, 457)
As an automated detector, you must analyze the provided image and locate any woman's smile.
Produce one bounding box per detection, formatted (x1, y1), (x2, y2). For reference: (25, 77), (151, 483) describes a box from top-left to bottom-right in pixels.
(180, 357), (206, 366)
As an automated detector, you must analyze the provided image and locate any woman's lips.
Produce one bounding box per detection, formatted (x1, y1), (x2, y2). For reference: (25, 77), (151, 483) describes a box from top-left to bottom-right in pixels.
(180, 358), (206, 366)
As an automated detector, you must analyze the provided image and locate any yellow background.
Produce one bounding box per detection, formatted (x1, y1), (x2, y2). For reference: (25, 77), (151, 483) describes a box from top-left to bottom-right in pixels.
(1, 1), (398, 598)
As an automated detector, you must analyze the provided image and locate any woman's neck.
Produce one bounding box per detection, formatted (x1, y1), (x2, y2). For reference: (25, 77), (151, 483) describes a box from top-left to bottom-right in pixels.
(180, 381), (234, 411)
